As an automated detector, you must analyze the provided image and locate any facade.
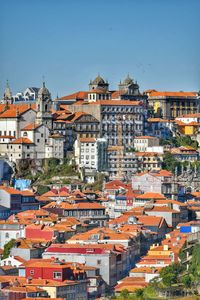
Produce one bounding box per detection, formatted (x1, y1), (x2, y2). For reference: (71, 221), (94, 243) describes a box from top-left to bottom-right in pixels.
(134, 136), (160, 152)
(107, 146), (138, 180)
(43, 201), (108, 227)
(132, 170), (178, 199)
(101, 100), (144, 147)
(0, 83), (64, 162)
(135, 152), (163, 172)
(75, 137), (107, 172)
(146, 90), (199, 119)
(170, 146), (199, 161)
(0, 186), (38, 219)
(43, 243), (128, 287)
(0, 221), (25, 248)
(147, 118), (175, 139)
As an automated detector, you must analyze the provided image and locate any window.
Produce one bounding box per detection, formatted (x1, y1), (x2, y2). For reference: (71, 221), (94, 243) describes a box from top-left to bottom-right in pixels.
(41, 133), (43, 137)
(97, 260), (101, 265)
(30, 270), (34, 275)
(5, 233), (9, 238)
(27, 145), (30, 149)
(53, 272), (62, 279)
(37, 139), (40, 143)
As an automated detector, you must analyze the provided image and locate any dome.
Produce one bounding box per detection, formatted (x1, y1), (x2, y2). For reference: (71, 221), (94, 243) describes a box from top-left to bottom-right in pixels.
(92, 75), (106, 85)
(38, 82), (50, 97)
(123, 74), (134, 85)
(38, 83), (50, 96)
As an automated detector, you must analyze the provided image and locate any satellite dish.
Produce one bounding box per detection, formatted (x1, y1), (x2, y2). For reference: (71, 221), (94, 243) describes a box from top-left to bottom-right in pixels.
(56, 197), (62, 205)
(128, 216), (137, 224)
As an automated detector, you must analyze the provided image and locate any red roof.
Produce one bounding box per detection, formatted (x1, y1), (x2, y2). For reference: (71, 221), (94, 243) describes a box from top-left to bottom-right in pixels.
(21, 123), (41, 131)
(10, 137), (34, 144)
(79, 138), (96, 143)
(148, 91), (197, 98)
(59, 91), (89, 100)
(136, 192), (166, 200)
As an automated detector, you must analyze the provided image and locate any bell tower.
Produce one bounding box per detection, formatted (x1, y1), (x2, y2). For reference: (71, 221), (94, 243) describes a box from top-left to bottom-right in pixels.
(36, 81), (52, 130)
(3, 80), (12, 104)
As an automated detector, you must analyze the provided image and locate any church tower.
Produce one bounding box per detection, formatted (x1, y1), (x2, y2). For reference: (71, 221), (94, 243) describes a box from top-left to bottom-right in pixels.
(36, 81), (52, 130)
(3, 80), (13, 104)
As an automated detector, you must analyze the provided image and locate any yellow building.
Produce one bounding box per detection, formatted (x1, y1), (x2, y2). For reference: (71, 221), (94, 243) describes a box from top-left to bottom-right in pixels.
(146, 90), (198, 119)
(176, 120), (200, 135)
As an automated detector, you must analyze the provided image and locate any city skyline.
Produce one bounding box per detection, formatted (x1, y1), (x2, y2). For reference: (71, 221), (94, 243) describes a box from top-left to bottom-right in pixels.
(1, 0), (200, 98)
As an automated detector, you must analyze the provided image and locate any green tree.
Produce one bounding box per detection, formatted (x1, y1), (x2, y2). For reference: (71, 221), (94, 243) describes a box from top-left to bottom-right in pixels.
(159, 263), (183, 287)
(135, 288), (144, 299)
(162, 152), (181, 173)
(120, 289), (129, 300)
(37, 185), (50, 195)
(189, 244), (200, 281)
(181, 275), (192, 289)
(176, 136), (199, 150)
(3, 239), (15, 259)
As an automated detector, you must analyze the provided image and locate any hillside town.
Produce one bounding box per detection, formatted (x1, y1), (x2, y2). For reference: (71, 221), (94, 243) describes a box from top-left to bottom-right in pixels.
(0, 75), (199, 300)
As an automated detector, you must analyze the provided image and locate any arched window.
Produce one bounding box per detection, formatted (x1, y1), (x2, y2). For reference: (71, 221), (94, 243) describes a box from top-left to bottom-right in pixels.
(45, 104), (48, 112)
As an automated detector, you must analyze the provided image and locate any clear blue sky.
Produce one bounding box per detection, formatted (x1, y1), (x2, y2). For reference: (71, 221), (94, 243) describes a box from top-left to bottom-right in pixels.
(0, 0), (200, 98)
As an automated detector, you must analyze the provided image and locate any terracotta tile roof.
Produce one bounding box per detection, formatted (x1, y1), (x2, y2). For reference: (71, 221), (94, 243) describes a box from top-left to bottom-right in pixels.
(10, 137), (34, 144)
(2, 286), (45, 292)
(111, 90), (126, 99)
(99, 100), (142, 106)
(79, 138), (96, 143)
(171, 146), (198, 154)
(135, 152), (160, 157)
(136, 192), (166, 200)
(59, 91), (89, 100)
(0, 104), (35, 118)
(154, 199), (187, 207)
(68, 227), (134, 242)
(20, 190), (35, 196)
(145, 205), (180, 213)
(147, 118), (174, 123)
(49, 133), (64, 138)
(45, 243), (126, 254)
(74, 100), (142, 106)
(0, 185), (22, 195)
(67, 111), (87, 122)
(151, 169), (172, 177)
(148, 91), (197, 98)
(136, 215), (166, 227)
(43, 201), (105, 210)
(130, 266), (161, 274)
(135, 170), (172, 177)
(135, 136), (157, 139)
(21, 123), (41, 131)
(0, 135), (15, 139)
(176, 113), (200, 118)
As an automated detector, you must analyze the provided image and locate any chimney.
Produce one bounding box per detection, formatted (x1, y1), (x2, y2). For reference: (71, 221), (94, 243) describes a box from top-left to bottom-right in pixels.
(163, 244), (168, 251)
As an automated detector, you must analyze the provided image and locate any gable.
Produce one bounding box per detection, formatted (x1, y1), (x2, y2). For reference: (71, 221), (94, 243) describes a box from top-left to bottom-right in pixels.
(74, 114), (99, 123)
